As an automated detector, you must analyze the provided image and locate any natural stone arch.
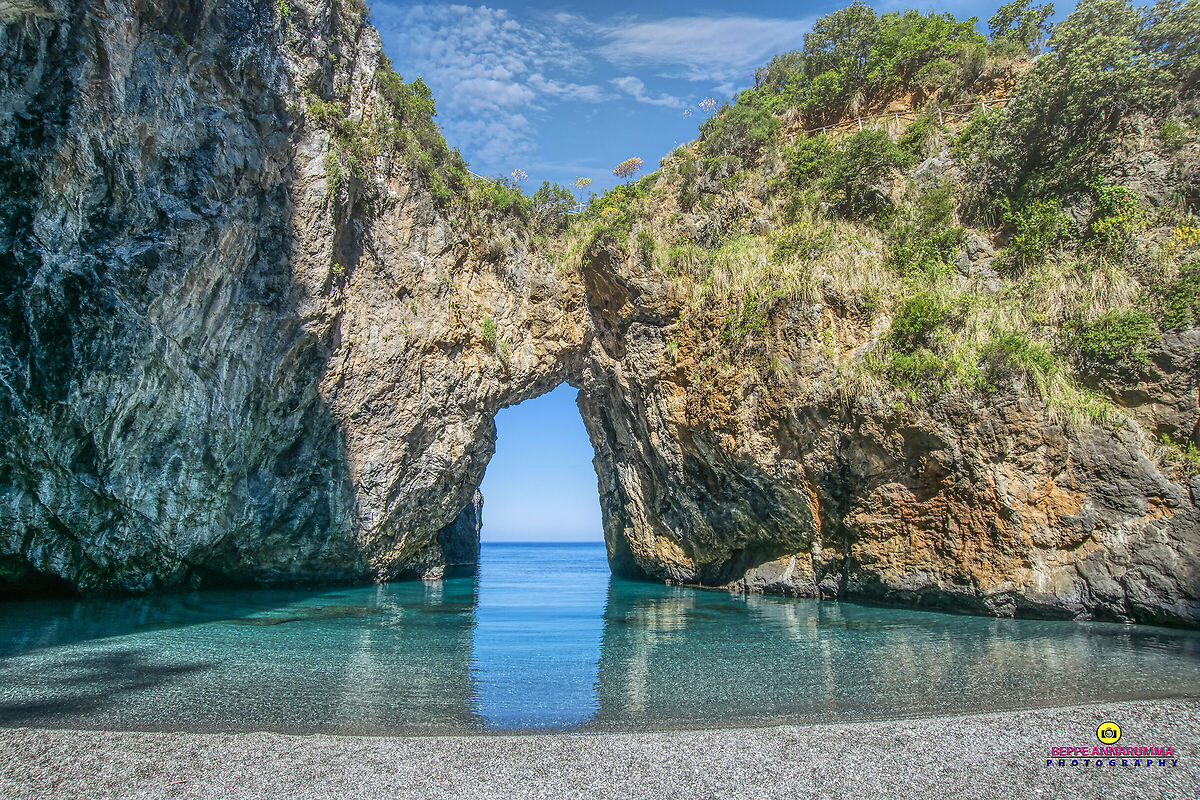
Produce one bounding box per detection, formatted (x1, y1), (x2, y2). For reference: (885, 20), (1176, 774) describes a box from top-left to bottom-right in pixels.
(0, 0), (1195, 629)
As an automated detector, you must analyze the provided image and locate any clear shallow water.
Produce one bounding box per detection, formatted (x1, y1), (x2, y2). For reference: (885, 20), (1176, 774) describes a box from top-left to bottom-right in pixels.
(1, 542), (1198, 734)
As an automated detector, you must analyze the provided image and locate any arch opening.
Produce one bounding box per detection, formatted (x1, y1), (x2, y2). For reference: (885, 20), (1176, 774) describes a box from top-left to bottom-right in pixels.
(479, 383), (603, 545)
(469, 383), (609, 727)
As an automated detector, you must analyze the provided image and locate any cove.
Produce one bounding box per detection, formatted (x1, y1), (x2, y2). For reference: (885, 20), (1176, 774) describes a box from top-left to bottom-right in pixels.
(1, 542), (1198, 736)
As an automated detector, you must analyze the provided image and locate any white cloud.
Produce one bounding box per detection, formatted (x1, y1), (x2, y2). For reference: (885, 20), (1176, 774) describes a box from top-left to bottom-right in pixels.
(372, 3), (600, 171)
(611, 76), (684, 109)
(712, 81), (738, 99)
(528, 73), (612, 103)
(600, 15), (812, 83)
(456, 115), (534, 166)
(369, 5), (815, 174)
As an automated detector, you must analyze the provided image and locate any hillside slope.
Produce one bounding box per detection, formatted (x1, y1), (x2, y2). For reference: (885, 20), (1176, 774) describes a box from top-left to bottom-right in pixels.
(563, 0), (1200, 624)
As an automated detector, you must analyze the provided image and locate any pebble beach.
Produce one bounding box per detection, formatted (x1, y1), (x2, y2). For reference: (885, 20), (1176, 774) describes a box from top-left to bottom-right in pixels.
(1, 697), (1195, 799)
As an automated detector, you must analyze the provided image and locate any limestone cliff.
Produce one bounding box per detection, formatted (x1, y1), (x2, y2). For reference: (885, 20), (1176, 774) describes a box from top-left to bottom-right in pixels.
(0, 0), (1196, 627)
(575, 239), (1200, 625)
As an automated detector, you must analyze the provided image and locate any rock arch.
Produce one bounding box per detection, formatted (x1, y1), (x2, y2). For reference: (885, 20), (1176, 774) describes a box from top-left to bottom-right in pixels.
(0, 0), (1195, 627)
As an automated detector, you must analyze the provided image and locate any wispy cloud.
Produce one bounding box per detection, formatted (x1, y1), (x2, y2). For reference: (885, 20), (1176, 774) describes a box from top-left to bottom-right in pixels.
(611, 76), (684, 108)
(528, 73), (613, 103)
(599, 16), (812, 83)
(370, 5), (815, 175)
(372, 3), (607, 170)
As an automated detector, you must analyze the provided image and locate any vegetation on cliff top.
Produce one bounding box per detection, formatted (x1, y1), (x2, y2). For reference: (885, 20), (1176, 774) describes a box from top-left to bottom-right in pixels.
(291, 0), (572, 261)
(555, 0), (1198, 446)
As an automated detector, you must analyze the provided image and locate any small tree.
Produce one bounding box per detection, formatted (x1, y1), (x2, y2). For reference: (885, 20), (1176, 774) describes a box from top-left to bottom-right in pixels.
(531, 181), (575, 230)
(613, 157), (644, 179)
(821, 129), (907, 217)
(988, 0), (1055, 55)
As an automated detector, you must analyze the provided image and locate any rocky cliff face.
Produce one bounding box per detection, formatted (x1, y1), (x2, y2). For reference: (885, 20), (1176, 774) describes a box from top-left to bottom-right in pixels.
(0, 0), (581, 593)
(575, 238), (1200, 625)
(0, 1), (1196, 626)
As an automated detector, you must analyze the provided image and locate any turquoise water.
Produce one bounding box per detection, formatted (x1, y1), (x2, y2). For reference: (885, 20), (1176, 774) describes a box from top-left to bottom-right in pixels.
(1, 542), (1198, 734)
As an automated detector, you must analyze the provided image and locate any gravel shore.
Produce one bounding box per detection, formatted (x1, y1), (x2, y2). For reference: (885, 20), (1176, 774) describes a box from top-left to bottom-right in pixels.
(1, 697), (1195, 800)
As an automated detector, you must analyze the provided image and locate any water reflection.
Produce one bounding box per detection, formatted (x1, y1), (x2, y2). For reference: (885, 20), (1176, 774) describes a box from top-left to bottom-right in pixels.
(0, 578), (483, 734)
(0, 542), (1197, 734)
(590, 583), (1200, 730)
(469, 543), (604, 728)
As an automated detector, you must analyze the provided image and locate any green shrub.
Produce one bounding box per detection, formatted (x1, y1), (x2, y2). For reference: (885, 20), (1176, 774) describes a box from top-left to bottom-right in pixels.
(306, 95), (348, 126)
(531, 180), (575, 230)
(889, 292), (961, 350)
(951, 106), (1003, 163)
(784, 134), (832, 185)
(913, 58), (958, 92)
(754, 50), (805, 93)
(587, 180), (649, 219)
(481, 317), (497, 347)
(963, 0), (1197, 207)
(882, 349), (954, 390)
(780, 188), (821, 224)
(999, 198), (1072, 274)
(305, 61), (461, 208)
(1157, 434), (1200, 477)
(867, 10), (985, 91)
(1067, 309), (1161, 365)
(897, 114), (940, 162)
(786, 4), (983, 122)
(987, 0), (1054, 56)
(665, 2), (1002, 174)
(583, 180), (651, 250)
(1160, 262), (1200, 330)
(701, 102), (781, 163)
(478, 177), (532, 220)
(1159, 119), (1192, 150)
(376, 69), (436, 123)
(822, 129), (908, 218)
(978, 331), (1058, 394)
(1088, 182), (1145, 256)
(887, 184), (964, 276)
(677, 157), (701, 210)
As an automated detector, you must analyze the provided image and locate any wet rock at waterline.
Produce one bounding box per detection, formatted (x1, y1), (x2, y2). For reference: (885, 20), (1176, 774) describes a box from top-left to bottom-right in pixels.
(0, 0), (1196, 626)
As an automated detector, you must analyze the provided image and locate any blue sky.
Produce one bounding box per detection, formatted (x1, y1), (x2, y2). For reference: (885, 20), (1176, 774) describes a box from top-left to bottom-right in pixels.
(370, 0), (1041, 194)
(479, 384), (602, 542)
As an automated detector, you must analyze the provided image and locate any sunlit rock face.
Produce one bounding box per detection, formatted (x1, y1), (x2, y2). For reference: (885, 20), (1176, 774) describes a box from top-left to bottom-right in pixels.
(574, 238), (1199, 627)
(0, 1), (1196, 626)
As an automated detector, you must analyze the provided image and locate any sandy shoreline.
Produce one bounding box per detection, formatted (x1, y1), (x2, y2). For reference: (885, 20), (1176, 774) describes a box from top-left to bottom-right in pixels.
(1, 697), (1196, 799)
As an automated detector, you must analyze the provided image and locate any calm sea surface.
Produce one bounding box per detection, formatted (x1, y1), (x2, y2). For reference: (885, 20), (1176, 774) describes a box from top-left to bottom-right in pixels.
(1, 542), (1197, 734)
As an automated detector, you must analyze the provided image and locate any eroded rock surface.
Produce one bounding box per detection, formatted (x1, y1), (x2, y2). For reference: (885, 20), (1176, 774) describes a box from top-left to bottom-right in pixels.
(0, 1), (1196, 626)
